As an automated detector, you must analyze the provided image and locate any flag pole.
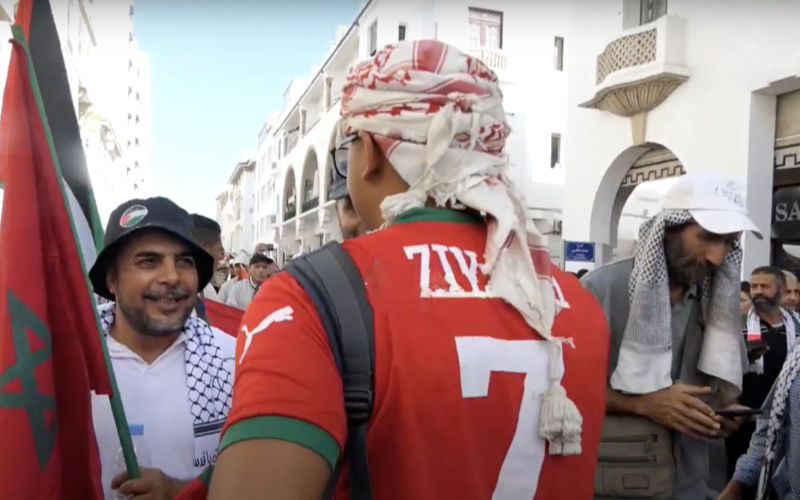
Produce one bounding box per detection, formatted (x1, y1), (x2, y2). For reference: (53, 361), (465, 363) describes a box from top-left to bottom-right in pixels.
(10, 24), (140, 479)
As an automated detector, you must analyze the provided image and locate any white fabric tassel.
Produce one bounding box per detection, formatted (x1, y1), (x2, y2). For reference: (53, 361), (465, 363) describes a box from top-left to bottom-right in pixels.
(539, 380), (583, 455)
(539, 341), (582, 455)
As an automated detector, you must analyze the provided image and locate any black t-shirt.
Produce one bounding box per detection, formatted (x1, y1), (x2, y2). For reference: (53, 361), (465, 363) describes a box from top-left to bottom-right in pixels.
(741, 321), (788, 408)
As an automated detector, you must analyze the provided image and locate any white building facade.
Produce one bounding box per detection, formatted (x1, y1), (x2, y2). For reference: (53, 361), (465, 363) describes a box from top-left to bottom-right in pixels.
(0, 0), (151, 225)
(562, 0), (800, 275)
(242, 0), (572, 264)
(217, 159), (255, 259)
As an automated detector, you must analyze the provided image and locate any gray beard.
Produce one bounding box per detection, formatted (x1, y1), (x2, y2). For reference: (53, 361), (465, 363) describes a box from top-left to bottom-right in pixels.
(117, 296), (192, 337)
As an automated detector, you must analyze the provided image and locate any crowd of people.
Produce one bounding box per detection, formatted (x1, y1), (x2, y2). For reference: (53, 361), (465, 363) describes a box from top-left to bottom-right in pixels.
(83, 40), (800, 500)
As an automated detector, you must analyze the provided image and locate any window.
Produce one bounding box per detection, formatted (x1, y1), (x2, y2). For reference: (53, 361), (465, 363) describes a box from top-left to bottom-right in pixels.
(553, 36), (564, 71)
(398, 23), (406, 41)
(368, 20), (378, 56)
(640, 0), (667, 25)
(550, 134), (561, 168)
(469, 8), (503, 49)
(624, 0), (667, 28)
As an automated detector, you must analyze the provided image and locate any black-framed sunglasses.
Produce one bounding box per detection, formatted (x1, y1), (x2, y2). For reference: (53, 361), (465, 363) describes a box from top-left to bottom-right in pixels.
(330, 133), (359, 178)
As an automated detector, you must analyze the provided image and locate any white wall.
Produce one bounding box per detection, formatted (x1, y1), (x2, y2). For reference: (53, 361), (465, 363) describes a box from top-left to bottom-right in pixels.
(355, 0), (569, 210)
(563, 0), (800, 270)
(250, 0), (574, 253)
(239, 168), (255, 254)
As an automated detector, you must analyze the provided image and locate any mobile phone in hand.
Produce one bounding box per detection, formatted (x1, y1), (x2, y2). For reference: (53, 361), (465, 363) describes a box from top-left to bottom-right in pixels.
(715, 408), (762, 418)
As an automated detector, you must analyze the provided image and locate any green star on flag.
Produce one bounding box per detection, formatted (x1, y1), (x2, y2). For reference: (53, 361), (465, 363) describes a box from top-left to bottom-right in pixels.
(0, 292), (56, 470)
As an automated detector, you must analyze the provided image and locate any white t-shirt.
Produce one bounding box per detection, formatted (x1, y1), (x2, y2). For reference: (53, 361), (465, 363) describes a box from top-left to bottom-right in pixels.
(91, 334), (196, 498)
(217, 278), (237, 304)
(225, 279), (257, 311)
(202, 282), (221, 302)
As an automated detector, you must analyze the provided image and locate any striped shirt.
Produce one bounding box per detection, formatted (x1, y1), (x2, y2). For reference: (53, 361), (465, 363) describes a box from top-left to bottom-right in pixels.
(734, 373), (800, 498)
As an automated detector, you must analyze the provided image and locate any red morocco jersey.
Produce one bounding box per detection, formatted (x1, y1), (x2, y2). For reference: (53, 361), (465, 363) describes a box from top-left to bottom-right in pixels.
(221, 208), (609, 500)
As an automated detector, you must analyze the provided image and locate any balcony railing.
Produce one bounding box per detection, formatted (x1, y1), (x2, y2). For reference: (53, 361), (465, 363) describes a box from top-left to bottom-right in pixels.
(469, 47), (508, 73)
(596, 29), (657, 85)
(302, 196), (319, 213)
(581, 15), (688, 119)
(285, 129), (300, 156)
(284, 206), (296, 221)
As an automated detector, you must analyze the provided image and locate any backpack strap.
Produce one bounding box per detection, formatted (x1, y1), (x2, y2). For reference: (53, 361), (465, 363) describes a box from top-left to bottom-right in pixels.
(285, 242), (375, 500)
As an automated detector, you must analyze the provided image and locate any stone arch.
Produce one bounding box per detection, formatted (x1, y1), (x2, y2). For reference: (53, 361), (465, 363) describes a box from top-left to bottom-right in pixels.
(590, 142), (685, 258)
(283, 166), (297, 221)
(300, 147), (319, 212)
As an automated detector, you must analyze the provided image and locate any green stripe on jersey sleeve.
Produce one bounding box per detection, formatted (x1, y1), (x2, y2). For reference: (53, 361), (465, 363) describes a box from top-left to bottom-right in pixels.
(219, 416), (340, 471)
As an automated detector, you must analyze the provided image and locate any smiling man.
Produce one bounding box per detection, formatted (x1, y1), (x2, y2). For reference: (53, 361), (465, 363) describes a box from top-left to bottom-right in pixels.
(88, 197), (235, 499)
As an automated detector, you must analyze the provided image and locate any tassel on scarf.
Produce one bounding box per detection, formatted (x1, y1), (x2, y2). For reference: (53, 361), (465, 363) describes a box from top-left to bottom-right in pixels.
(539, 381), (583, 455)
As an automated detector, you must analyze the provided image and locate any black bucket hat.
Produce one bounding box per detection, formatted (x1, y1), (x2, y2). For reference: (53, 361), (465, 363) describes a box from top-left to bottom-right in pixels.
(89, 197), (215, 300)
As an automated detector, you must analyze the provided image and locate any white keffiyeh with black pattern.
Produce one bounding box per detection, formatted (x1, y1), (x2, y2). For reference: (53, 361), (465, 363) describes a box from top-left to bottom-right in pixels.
(757, 343), (800, 499)
(611, 209), (746, 401)
(98, 303), (234, 473)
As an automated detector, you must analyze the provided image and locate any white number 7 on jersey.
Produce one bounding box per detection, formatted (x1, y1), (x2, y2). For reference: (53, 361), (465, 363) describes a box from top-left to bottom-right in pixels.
(455, 336), (559, 500)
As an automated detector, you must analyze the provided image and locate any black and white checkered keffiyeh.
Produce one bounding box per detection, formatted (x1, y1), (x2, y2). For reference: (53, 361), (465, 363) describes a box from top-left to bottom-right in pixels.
(610, 209), (746, 400)
(757, 344), (800, 499)
(98, 303), (233, 472)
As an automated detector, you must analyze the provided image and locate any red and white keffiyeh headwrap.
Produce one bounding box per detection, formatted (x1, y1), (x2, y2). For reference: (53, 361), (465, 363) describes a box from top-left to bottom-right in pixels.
(339, 40), (582, 455)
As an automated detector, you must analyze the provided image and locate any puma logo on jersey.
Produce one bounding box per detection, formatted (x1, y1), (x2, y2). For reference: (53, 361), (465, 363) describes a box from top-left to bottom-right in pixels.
(239, 306), (294, 364)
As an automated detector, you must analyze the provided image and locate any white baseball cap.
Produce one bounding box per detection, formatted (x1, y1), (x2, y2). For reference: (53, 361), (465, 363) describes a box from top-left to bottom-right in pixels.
(662, 172), (763, 239)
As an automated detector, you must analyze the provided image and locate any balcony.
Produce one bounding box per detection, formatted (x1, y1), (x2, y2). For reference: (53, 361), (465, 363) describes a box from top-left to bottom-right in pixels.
(469, 47), (508, 76)
(580, 15), (688, 119)
(302, 196), (319, 213)
(284, 205), (297, 221)
(285, 129), (300, 156)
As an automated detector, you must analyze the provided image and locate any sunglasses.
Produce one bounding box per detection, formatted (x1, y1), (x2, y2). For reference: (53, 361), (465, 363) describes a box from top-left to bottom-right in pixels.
(330, 133), (359, 179)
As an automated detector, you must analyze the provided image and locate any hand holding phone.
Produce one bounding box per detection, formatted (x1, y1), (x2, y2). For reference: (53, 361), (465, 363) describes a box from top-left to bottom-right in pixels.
(715, 407), (762, 418)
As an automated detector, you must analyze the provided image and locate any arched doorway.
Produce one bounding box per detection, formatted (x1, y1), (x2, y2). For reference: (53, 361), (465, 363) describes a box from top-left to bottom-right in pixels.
(301, 148), (319, 213)
(283, 167), (297, 221)
(589, 143), (685, 264)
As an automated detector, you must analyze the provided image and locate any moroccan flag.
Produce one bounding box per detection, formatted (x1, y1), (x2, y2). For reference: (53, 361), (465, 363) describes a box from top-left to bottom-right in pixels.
(0, 0), (113, 497)
(204, 299), (244, 338)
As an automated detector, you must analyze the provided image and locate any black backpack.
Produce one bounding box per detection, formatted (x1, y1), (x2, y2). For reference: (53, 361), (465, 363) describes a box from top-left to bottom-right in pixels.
(285, 242), (375, 500)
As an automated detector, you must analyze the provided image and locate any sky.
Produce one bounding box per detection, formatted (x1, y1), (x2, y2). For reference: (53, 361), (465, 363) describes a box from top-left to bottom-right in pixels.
(134, 0), (363, 218)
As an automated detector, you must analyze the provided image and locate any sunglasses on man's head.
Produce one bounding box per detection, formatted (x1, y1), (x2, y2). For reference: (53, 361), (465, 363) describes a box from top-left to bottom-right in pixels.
(330, 133), (359, 178)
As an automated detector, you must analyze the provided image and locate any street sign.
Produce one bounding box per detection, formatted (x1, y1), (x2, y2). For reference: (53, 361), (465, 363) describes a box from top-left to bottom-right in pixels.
(564, 241), (595, 262)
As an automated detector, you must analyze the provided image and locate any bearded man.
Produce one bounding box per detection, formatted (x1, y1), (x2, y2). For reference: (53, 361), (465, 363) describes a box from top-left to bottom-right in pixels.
(722, 266), (800, 486)
(89, 198), (235, 499)
(581, 172), (761, 499)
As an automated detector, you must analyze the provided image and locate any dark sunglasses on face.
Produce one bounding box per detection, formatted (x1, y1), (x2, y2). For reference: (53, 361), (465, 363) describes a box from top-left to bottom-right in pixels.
(330, 133), (359, 178)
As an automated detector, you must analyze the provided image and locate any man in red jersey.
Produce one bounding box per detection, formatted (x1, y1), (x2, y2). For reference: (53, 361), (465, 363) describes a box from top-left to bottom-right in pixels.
(208, 40), (609, 500)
